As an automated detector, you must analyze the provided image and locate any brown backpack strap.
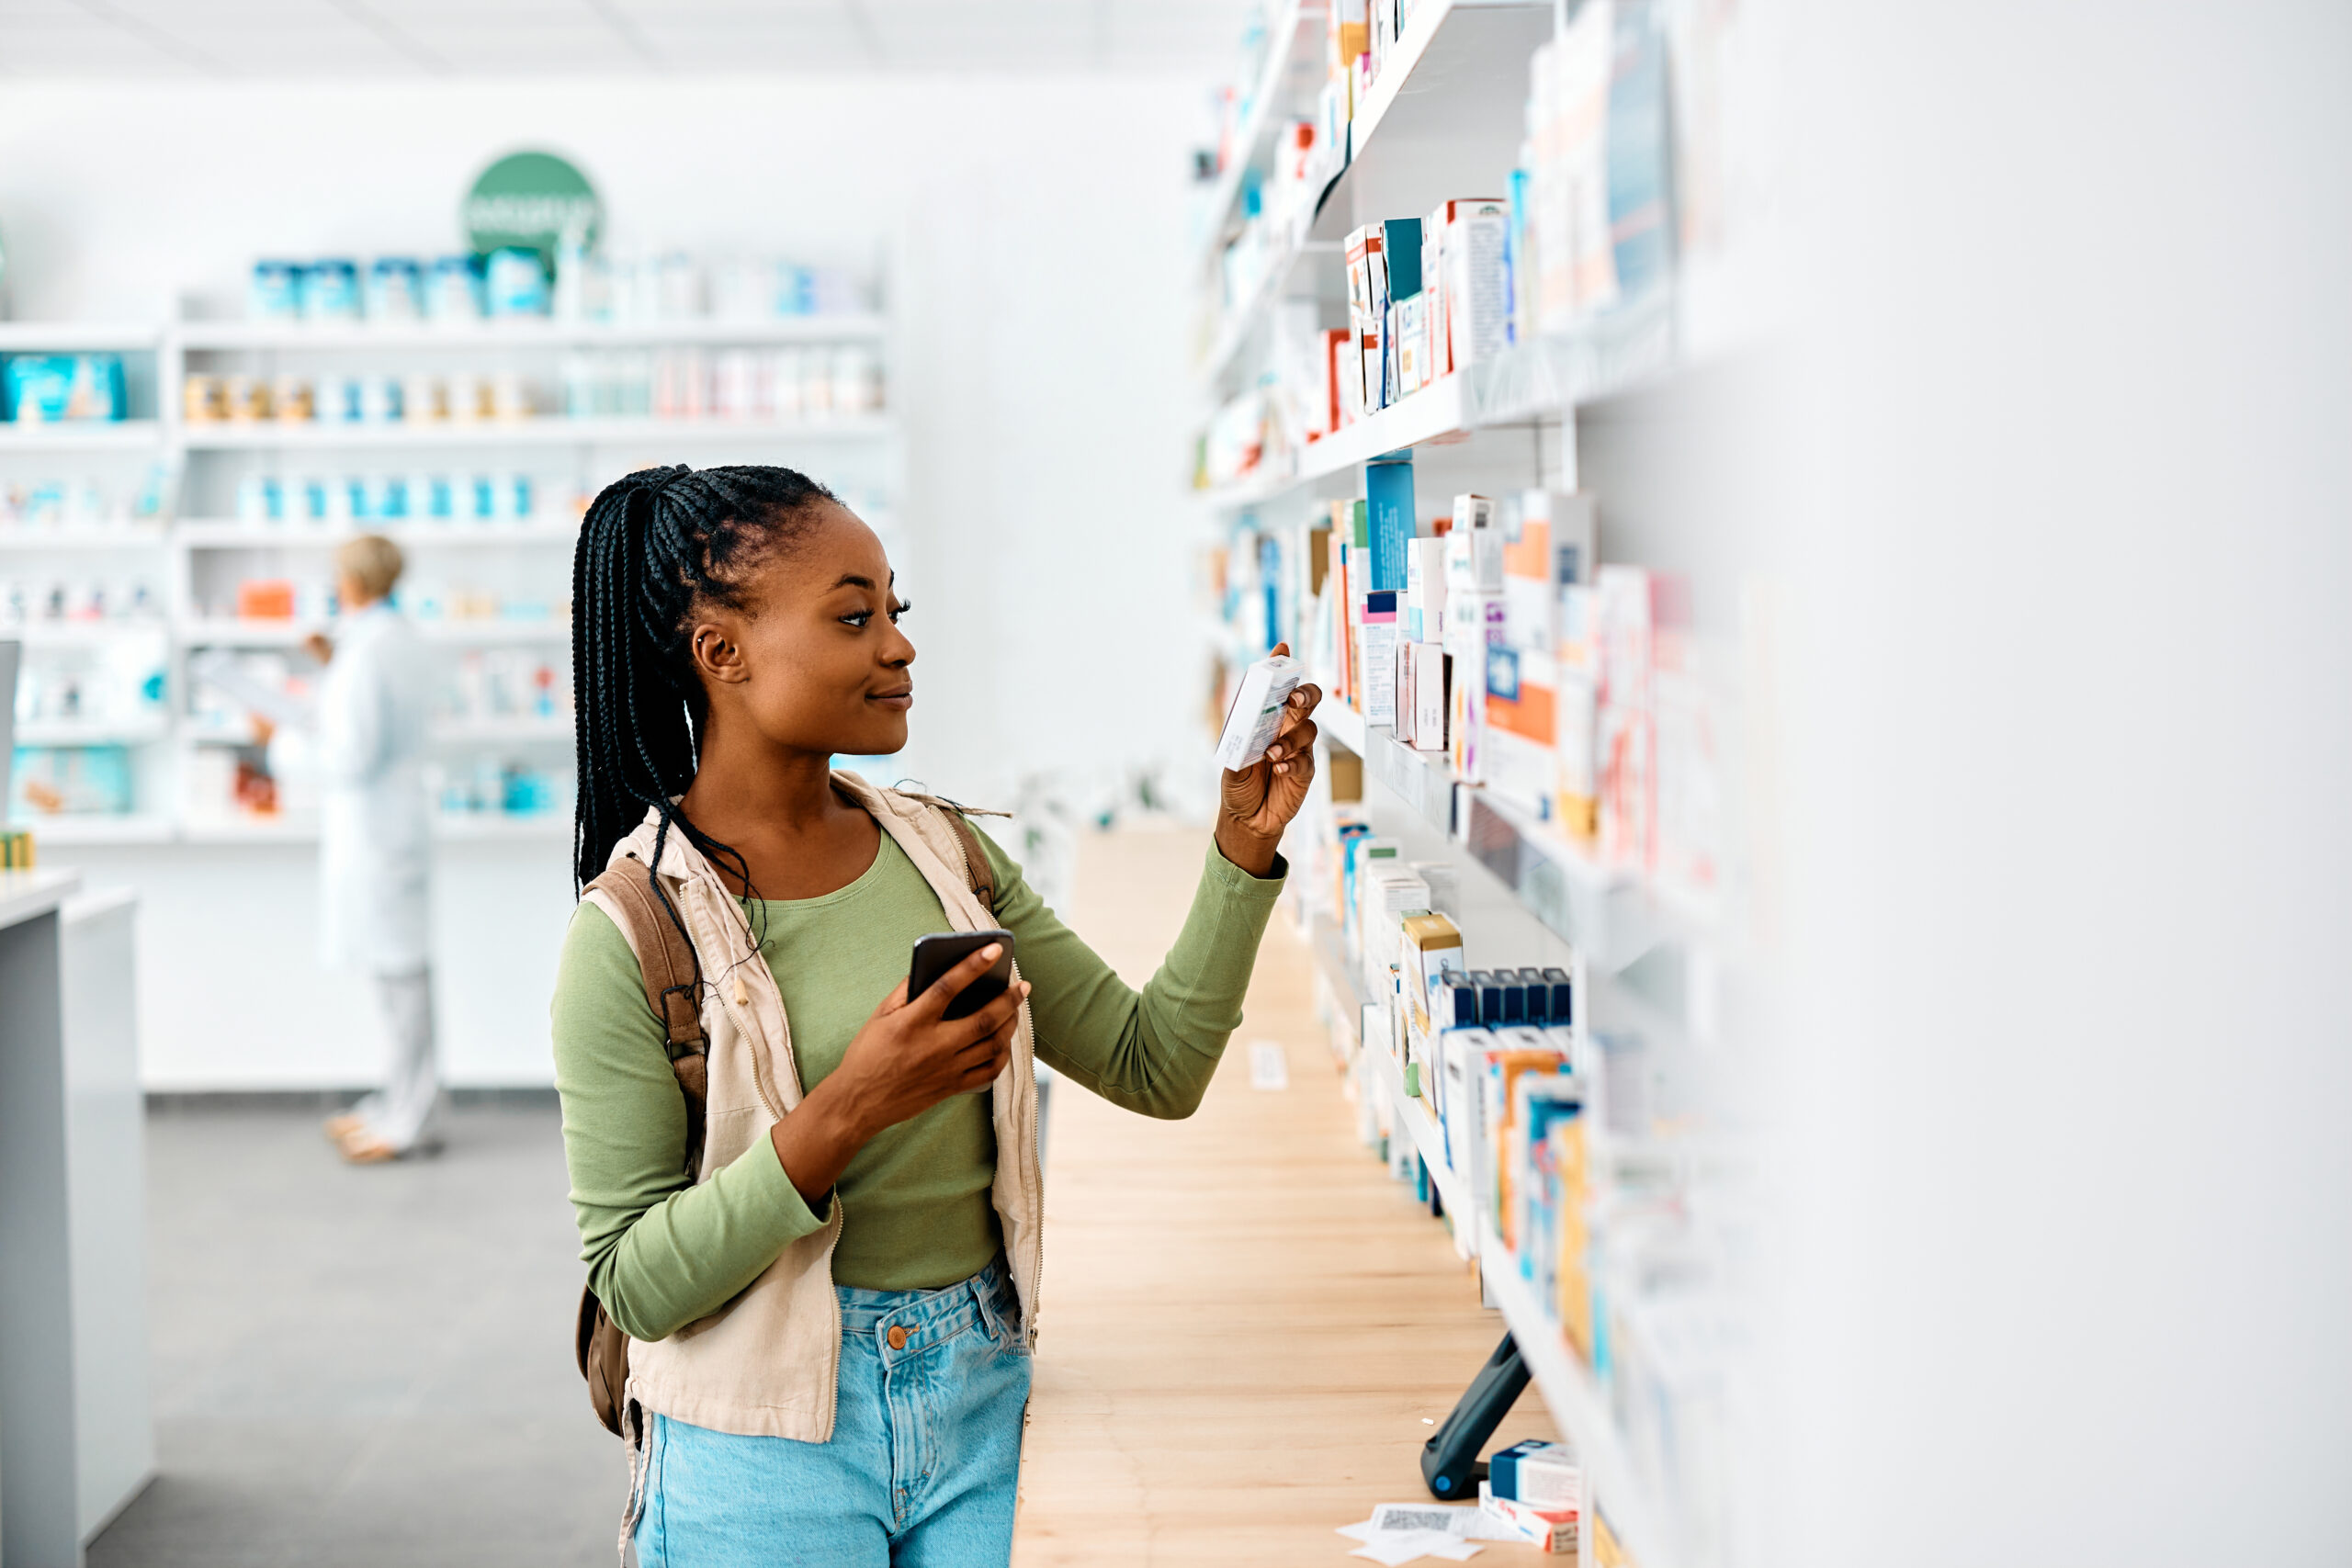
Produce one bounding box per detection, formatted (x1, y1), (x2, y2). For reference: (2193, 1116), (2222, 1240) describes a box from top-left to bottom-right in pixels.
(573, 858), (710, 1441)
(933, 805), (997, 917)
(586, 859), (708, 1176)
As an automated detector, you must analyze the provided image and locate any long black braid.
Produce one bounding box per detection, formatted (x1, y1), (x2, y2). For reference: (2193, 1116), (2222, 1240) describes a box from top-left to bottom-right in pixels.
(570, 464), (840, 951)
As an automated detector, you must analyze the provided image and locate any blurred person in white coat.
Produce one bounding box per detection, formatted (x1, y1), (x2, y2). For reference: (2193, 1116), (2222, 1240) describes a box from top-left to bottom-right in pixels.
(264, 534), (443, 1163)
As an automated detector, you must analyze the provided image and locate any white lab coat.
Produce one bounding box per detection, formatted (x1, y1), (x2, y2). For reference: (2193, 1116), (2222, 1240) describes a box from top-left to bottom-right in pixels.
(271, 604), (434, 974)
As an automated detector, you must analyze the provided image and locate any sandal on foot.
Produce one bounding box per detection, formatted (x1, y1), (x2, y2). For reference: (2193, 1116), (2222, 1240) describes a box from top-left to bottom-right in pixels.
(334, 1125), (401, 1165)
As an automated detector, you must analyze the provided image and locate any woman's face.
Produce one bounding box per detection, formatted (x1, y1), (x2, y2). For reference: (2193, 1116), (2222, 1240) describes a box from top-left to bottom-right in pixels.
(689, 502), (915, 759)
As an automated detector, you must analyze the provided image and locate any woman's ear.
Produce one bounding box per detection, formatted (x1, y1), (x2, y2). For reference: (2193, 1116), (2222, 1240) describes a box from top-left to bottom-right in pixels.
(689, 618), (752, 685)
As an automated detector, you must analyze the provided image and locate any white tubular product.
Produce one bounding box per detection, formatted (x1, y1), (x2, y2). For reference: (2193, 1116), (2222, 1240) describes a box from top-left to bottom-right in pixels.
(1213, 654), (1305, 772)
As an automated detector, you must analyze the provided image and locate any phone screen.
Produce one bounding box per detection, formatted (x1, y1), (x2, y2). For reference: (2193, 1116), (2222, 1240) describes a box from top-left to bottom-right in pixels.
(908, 929), (1016, 1021)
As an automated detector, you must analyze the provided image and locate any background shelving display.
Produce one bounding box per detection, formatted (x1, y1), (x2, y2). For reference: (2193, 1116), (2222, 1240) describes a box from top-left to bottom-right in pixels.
(6, 285), (903, 844)
(1189, 5), (1773, 1565)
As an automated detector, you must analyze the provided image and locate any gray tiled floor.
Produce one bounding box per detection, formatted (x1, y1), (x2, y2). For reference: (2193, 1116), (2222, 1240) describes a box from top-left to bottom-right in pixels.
(93, 1100), (631, 1568)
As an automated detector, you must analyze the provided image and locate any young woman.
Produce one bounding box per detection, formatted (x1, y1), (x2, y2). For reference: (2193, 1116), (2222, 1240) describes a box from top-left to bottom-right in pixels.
(551, 464), (1319, 1566)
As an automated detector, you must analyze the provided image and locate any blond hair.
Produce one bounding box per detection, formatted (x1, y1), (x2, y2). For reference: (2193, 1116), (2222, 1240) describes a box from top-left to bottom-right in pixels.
(335, 534), (404, 604)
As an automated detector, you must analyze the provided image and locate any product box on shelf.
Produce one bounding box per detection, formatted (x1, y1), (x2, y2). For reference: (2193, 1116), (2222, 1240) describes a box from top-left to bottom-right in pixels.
(1406, 639), (1448, 752)
(3, 355), (128, 424)
(1412, 859), (1460, 921)
(1358, 590), (1399, 728)
(1595, 564), (1657, 869)
(1358, 866), (1430, 1000)
(1404, 536), (1449, 643)
(1426, 198), (1512, 378)
(1480, 1039), (1576, 1251)
(1398, 909), (1463, 1029)
(1363, 458), (1415, 593)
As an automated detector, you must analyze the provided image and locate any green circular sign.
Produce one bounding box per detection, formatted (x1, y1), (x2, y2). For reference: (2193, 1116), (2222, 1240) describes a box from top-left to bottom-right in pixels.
(462, 151), (600, 264)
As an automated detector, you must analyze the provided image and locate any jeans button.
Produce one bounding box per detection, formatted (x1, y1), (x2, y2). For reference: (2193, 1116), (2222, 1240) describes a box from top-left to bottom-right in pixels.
(886, 1325), (909, 1350)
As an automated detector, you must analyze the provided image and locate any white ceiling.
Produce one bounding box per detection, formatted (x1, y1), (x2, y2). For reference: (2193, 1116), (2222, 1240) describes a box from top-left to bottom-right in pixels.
(0, 0), (1260, 76)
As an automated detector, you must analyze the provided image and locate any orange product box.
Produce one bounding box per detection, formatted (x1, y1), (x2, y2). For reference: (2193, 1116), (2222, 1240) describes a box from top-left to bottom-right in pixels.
(236, 579), (297, 620)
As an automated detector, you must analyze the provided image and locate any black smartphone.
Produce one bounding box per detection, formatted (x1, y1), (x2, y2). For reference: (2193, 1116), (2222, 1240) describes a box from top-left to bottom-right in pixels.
(908, 929), (1016, 1021)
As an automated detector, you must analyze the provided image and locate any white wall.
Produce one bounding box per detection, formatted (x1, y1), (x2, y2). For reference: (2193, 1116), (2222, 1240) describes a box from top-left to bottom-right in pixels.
(0, 73), (1215, 1086)
(1763, 3), (2352, 1562)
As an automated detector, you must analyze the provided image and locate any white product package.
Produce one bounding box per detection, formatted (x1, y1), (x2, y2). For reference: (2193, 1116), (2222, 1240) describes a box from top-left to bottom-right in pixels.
(1214, 654), (1305, 771)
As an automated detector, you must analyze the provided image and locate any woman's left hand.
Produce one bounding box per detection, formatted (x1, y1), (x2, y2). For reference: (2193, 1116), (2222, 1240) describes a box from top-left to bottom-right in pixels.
(1214, 642), (1321, 878)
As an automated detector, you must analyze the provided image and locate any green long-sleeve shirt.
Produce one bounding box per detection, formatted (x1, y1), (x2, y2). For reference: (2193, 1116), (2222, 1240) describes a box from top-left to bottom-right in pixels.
(551, 824), (1284, 1342)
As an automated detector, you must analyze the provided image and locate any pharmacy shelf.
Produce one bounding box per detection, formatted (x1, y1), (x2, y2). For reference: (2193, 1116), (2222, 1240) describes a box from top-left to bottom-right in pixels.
(1315, 695), (1367, 755)
(15, 717), (170, 747)
(1194, 230), (1330, 395)
(1197, 0), (1556, 399)
(175, 520), (579, 548)
(1316, 711), (1696, 972)
(174, 315), (889, 352)
(2, 621), (168, 648)
(0, 421), (164, 453)
(0, 528), (172, 552)
(1198, 291), (1679, 510)
(172, 813), (567, 844)
(172, 619), (313, 647)
(416, 620), (569, 645)
(185, 718), (571, 747)
(431, 813), (569, 841)
(0, 323), (161, 352)
(1200, 374), (1477, 507)
(11, 814), (176, 846)
(174, 617), (568, 647)
(1477, 1224), (1679, 1568)
(1309, 0), (1557, 245)
(428, 716), (573, 744)
(178, 413), (897, 450)
(1192, 0), (1335, 275)
(1365, 1034), (1474, 1226)
(1308, 914), (1373, 1012)
(178, 818), (317, 844)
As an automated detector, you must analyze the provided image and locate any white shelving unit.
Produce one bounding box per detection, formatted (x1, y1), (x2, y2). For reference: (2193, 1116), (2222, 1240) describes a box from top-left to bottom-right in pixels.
(1193, 9), (1763, 1566)
(172, 314), (888, 352)
(6, 292), (901, 846)
(177, 413), (897, 451)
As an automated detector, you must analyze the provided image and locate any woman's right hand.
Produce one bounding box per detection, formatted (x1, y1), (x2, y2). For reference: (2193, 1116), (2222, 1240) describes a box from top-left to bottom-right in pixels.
(831, 946), (1029, 1139)
(769, 944), (1027, 1207)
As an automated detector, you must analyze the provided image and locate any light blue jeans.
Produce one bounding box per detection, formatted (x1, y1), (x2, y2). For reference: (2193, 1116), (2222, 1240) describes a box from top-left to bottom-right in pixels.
(632, 1258), (1031, 1568)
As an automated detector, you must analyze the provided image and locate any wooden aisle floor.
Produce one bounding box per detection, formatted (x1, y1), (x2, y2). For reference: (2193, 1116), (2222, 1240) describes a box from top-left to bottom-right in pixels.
(1013, 829), (1561, 1567)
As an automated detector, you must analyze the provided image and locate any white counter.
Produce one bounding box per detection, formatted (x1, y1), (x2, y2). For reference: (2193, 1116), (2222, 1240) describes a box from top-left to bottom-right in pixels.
(0, 870), (154, 1567)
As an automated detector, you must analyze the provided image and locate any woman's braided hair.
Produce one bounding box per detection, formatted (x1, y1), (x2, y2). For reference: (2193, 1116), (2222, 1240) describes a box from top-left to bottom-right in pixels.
(571, 463), (839, 903)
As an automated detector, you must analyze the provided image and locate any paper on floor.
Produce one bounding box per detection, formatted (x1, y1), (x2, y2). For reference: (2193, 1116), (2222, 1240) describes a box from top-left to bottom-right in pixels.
(1347, 1529), (1483, 1565)
(1339, 1505), (1496, 1563)
(1249, 1039), (1290, 1089)
(1363, 1501), (1524, 1544)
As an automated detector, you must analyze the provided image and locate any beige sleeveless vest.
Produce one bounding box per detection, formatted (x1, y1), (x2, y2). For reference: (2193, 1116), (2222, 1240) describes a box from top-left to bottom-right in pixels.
(580, 773), (1044, 1444)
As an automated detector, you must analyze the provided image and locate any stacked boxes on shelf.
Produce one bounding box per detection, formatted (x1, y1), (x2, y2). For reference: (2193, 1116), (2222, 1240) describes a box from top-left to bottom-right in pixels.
(1220, 476), (1722, 901)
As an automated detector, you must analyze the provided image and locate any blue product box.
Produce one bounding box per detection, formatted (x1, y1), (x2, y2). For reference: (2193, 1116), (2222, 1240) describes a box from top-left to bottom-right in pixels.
(1519, 967), (1551, 1023)
(302, 259), (362, 321)
(1471, 970), (1507, 1027)
(428, 255), (484, 320)
(367, 257), (424, 321)
(3, 355), (127, 423)
(1363, 457), (1416, 593)
(484, 247), (550, 318)
(250, 260), (304, 321)
(1541, 967), (1573, 1026)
